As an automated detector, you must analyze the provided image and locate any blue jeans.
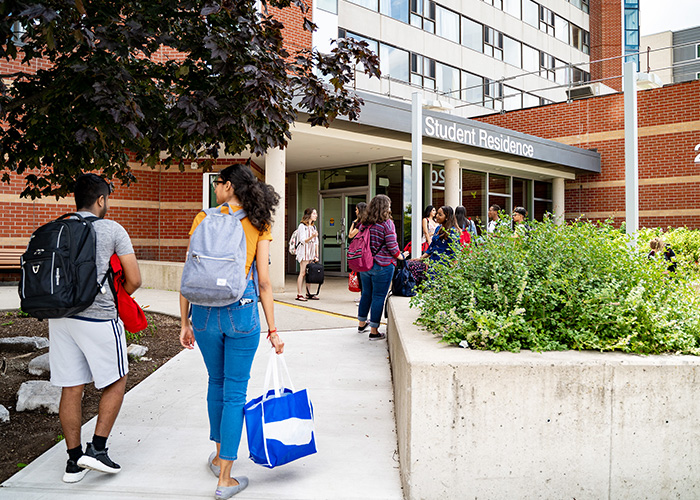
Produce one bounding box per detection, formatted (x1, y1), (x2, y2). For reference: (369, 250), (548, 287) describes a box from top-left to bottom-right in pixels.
(192, 280), (260, 461)
(358, 262), (395, 328)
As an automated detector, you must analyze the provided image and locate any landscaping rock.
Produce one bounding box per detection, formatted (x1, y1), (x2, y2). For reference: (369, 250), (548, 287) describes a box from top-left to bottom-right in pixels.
(0, 336), (49, 352)
(127, 344), (148, 359)
(28, 353), (50, 376)
(16, 381), (61, 414)
(0, 405), (9, 424)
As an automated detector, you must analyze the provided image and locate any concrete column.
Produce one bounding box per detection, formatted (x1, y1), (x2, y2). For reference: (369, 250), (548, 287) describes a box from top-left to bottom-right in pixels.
(552, 177), (565, 225)
(444, 159), (460, 208)
(265, 147), (286, 293)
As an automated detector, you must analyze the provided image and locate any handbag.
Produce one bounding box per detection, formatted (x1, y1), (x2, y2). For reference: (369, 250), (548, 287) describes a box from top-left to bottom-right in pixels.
(348, 271), (361, 293)
(108, 254), (148, 333)
(244, 350), (317, 468)
(305, 261), (324, 296)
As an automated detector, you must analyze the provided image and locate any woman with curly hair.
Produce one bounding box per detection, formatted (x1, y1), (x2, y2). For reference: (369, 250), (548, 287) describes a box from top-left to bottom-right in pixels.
(357, 194), (404, 340)
(179, 164), (284, 499)
(421, 205), (460, 263)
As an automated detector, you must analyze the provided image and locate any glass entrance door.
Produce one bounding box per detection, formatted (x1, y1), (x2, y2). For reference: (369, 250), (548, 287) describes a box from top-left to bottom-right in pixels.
(320, 191), (367, 275)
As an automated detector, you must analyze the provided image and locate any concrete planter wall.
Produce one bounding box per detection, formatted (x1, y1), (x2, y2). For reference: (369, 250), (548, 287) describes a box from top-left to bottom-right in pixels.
(139, 260), (183, 291)
(387, 297), (700, 500)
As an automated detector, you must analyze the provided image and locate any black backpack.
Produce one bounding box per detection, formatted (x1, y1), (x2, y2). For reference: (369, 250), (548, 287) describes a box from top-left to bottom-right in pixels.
(19, 213), (106, 319)
(305, 262), (324, 296)
(391, 261), (417, 297)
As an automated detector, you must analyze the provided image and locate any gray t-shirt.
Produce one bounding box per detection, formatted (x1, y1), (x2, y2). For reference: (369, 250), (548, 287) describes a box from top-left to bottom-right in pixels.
(73, 211), (135, 320)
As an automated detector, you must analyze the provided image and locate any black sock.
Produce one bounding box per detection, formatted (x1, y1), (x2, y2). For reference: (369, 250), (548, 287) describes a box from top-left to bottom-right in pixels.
(92, 435), (108, 451)
(67, 445), (83, 462)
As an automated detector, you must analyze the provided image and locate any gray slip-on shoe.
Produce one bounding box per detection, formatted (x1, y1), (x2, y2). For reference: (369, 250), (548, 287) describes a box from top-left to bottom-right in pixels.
(215, 476), (249, 499)
(207, 451), (220, 478)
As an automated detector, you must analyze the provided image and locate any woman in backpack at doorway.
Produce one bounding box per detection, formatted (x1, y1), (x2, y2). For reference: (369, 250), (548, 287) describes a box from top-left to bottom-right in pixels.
(179, 164), (284, 500)
(348, 202), (367, 304)
(357, 195), (404, 341)
(295, 208), (320, 301)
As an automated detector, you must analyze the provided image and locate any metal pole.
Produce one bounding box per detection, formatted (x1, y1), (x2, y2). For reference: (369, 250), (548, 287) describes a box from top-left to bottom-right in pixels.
(623, 61), (639, 240)
(411, 92), (423, 259)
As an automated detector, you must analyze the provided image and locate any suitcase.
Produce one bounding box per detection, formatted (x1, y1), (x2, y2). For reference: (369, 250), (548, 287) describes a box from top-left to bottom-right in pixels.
(305, 262), (324, 297)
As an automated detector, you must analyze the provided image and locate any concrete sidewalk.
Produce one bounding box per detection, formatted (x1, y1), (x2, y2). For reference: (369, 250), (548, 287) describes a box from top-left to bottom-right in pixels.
(0, 280), (403, 499)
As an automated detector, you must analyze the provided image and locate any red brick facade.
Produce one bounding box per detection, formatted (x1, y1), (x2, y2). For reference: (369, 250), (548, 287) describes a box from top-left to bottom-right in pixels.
(475, 79), (700, 228)
(589, 0), (623, 90)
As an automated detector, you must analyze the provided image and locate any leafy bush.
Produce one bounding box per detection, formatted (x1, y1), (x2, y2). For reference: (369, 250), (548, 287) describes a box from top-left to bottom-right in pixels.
(638, 226), (700, 273)
(412, 219), (700, 354)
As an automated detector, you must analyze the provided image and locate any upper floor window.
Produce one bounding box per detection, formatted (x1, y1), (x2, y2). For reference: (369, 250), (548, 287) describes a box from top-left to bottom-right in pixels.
(554, 15), (569, 43)
(410, 0), (435, 32)
(411, 53), (436, 89)
(484, 26), (504, 60)
(522, 0), (539, 27)
(571, 25), (590, 54)
(435, 4), (459, 43)
(503, 35), (522, 67)
(348, 0), (379, 11)
(503, 0), (521, 18)
(380, 0), (409, 23)
(539, 6), (555, 36)
(503, 85), (522, 111)
(380, 43), (410, 81)
(462, 71), (484, 105)
(436, 61), (460, 94)
(522, 44), (539, 73)
(484, 78), (504, 109)
(540, 52), (556, 81)
(317, 0), (338, 14)
(462, 16), (483, 52)
(697, 44), (700, 59)
(483, 0), (503, 8)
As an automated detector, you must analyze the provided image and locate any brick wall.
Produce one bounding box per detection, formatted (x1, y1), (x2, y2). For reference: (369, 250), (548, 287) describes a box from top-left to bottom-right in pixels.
(475, 79), (700, 228)
(589, 0), (623, 91)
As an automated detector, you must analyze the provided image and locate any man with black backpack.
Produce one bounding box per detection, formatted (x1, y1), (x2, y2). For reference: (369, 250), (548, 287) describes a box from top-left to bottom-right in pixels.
(47, 174), (141, 483)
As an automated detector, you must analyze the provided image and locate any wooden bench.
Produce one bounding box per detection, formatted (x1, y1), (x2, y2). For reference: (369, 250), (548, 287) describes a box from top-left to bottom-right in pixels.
(0, 249), (24, 270)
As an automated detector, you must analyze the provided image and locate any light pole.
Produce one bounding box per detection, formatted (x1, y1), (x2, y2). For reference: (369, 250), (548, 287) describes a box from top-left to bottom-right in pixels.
(411, 92), (423, 260)
(623, 61), (638, 240)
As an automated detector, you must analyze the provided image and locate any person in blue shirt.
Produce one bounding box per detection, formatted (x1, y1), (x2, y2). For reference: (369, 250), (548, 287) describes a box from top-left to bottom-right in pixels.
(420, 206), (460, 264)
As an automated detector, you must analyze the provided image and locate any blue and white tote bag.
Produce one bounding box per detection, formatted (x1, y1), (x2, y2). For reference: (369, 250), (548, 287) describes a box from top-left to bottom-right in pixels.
(244, 350), (317, 468)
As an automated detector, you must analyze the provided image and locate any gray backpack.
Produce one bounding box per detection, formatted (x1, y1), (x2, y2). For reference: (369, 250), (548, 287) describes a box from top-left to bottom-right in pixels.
(181, 204), (253, 307)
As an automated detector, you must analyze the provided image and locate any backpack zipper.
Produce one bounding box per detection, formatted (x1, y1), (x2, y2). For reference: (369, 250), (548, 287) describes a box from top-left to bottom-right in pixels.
(193, 254), (237, 263)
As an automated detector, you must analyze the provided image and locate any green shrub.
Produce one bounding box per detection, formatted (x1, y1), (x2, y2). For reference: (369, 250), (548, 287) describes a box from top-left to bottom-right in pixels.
(412, 219), (700, 355)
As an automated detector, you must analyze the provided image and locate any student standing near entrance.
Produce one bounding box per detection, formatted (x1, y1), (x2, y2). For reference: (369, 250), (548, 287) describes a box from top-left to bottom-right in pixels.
(49, 174), (142, 483)
(348, 202), (367, 304)
(357, 195), (404, 340)
(295, 208), (319, 301)
(179, 164), (284, 500)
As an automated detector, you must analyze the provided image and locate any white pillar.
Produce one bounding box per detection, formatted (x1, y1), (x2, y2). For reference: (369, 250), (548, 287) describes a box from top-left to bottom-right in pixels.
(552, 177), (565, 225)
(411, 92), (423, 260)
(444, 159), (460, 208)
(624, 61), (639, 239)
(265, 147), (286, 293)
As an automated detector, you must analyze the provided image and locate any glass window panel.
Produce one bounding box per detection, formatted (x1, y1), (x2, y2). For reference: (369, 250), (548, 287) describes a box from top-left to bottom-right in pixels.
(426, 58), (436, 77)
(555, 61), (569, 84)
(624, 8), (639, 30)
(435, 5), (460, 43)
(489, 194), (511, 216)
(523, 92), (539, 108)
(462, 170), (487, 229)
(503, 86), (522, 110)
(298, 171), (319, 223)
(424, 20), (435, 33)
(522, 44), (539, 72)
(380, 44), (409, 81)
(489, 174), (510, 195)
(523, 0), (539, 27)
(462, 71), (483, 104)
(380, 0), (409, 23)
(346, 31), (379, 54)
(410, 73), (423, 86)
(503, 0), (521, 18)
(424, 77), (436, 89)
(410, 0), (422, 14)
(626, 29), (639, 46)
(503, 36), (522, 67)
(555, 15), (569, 43)
(534, 180), (552, 200)
(320, 165), (369, 190)
(317, 0), (337, 13)
(462, 17), (483, 51)
(410, 13), (422, 27)
(348, 0), (379, 10)
(570, 0), (582, 8)
(534, 200), (552, 221)
(436, 62), (460, 94)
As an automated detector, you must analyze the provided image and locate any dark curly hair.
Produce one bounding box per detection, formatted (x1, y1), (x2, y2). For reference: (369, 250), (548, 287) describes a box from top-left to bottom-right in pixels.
(436, 205), (458, 240)
(218, 164), (280, 233)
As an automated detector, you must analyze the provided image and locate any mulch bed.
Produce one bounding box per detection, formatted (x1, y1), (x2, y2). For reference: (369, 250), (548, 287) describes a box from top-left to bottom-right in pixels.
(0, 310), (183, 483)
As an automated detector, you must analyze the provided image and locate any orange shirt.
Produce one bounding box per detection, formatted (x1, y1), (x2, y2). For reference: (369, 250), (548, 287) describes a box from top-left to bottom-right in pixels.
(189, 205), (272, 276)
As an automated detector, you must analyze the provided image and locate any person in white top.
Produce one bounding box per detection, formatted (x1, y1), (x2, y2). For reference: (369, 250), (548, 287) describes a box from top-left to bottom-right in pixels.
(295, 208), (319, 301)
(487, 204), (501, 233)
(421, 205), (437, 252)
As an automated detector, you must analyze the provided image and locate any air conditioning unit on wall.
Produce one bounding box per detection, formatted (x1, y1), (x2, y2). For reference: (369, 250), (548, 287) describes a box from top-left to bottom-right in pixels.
(566, 82), (617, 101)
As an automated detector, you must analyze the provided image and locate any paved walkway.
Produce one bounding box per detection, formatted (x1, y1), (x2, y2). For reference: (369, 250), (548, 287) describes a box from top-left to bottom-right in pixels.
(0, 278), (403, 499)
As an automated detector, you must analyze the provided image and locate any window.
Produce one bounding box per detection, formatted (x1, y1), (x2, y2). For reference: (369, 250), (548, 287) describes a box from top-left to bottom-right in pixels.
(503, 0), (521, 18)
(484, 78), (504, 109)
(697, 44), (700, 59)
(522, 44), (539, 73)
(571, 67), (590, 84)
(462, 71), (483, 105)
(462, 17), (483, 52)
(533, 181), (553, 220)
(484, 26), (504, 60)
(571, 25), (590, 53)
(348, 0), (379, 11)
(539, 6), (555, 36)
(411, 53), (436, 89)
(317, 0), (338, 14)
(436, 62), (460, 95)
(342, 30), (379, 54)
(410, 0), (435, 32)
(540, 52), (556, 81)
(581, 0), (589, 13)
(435, 5), (459, 43)
(522, 0), (539, 27)
(503, 85), (522, 110)
(380, 43), (410, 81)
(554, 15), (569, 43)
(483, 0), (503, 9)
(380, 0), (409, 23)
(555, 59), (569, 84)
(503, 36), (522, 67)
(523, 92), (540, 108)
